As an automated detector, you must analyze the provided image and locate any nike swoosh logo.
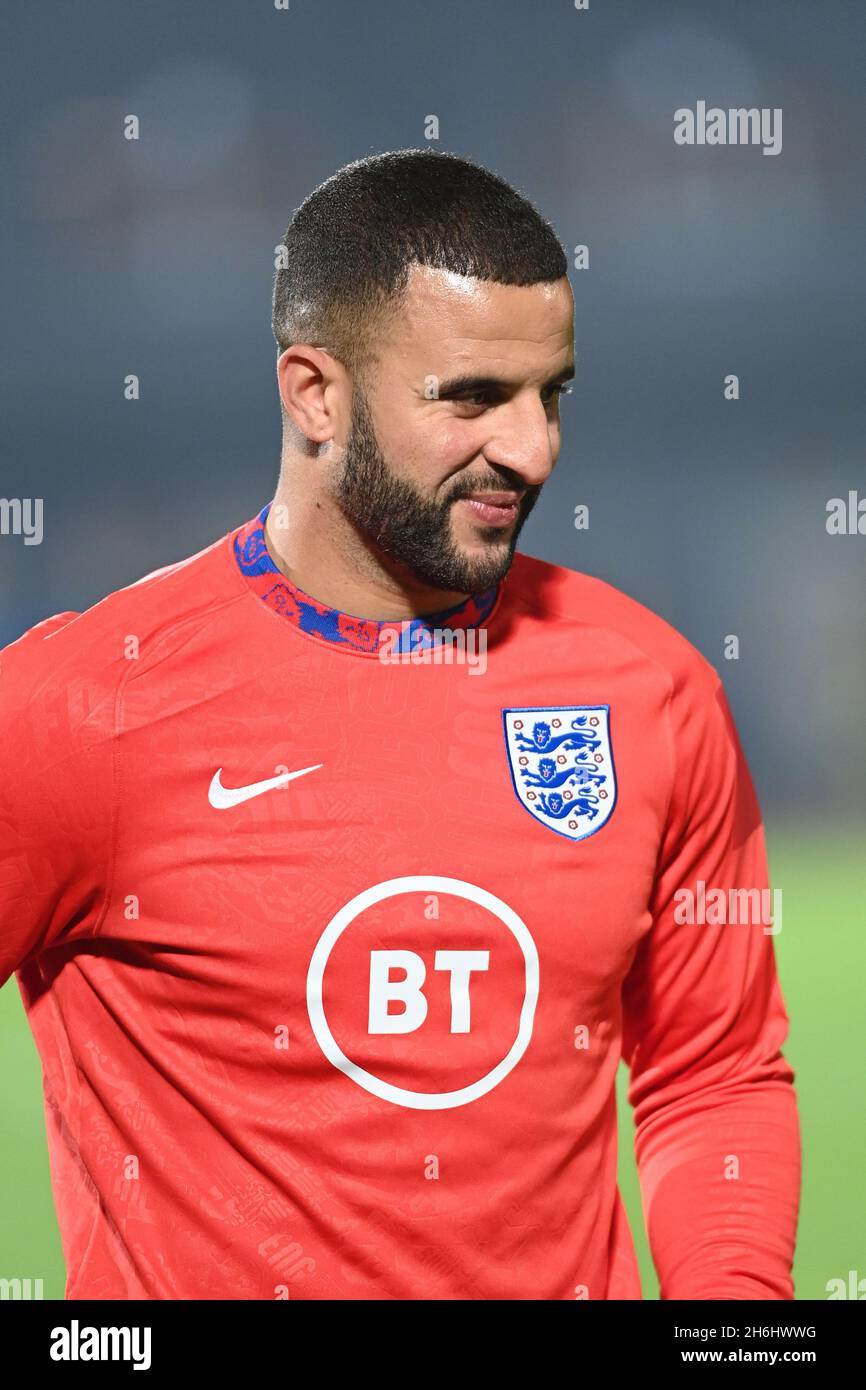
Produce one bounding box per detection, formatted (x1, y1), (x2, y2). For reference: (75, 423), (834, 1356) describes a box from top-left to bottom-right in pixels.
(208, 763), (323, 809)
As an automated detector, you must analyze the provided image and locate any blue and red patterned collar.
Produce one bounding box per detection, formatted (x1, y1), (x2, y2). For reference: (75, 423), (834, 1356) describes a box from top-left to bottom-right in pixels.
(233, 503), (499, 654)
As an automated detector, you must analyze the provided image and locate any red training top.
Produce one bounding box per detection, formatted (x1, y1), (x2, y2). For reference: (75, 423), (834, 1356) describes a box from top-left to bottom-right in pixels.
(0, 506), (800, 1299)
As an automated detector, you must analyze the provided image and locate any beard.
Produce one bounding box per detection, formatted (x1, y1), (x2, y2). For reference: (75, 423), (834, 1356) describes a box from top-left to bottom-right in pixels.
(333, 381), (541, 595)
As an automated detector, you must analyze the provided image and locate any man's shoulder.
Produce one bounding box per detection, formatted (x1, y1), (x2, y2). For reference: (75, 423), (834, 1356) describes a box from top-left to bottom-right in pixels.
(0, 527), (243, 730)
(506, 550), (720, 695)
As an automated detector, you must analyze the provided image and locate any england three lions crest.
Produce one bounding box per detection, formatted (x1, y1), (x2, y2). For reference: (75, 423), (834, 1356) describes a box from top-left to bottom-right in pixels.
(502, 706), (617, 842)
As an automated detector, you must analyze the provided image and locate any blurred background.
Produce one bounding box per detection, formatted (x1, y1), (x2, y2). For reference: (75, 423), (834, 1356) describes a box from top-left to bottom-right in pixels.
(0, 0), (863, 1299)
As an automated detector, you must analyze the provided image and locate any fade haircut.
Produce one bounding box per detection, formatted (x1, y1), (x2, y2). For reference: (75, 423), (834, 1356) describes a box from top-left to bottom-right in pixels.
(272, 148), (568, 389)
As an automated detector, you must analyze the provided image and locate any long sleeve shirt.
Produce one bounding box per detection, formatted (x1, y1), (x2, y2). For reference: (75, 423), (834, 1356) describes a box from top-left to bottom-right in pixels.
(0, 504), (800, 1298)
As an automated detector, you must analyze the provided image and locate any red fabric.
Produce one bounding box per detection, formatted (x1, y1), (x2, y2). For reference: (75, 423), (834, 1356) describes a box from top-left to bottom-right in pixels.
(0, 517), (800, 1299)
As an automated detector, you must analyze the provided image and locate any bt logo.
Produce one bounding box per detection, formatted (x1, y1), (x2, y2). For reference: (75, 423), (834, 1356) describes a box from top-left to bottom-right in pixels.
(368, 950), (490, 1034)
(306, 876), (539, 1111)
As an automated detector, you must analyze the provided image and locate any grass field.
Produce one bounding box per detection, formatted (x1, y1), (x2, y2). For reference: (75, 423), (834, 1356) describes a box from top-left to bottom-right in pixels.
(1, 821), (863, 1299)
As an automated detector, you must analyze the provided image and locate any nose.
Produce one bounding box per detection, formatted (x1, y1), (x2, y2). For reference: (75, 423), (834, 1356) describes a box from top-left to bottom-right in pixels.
(480, 395), (560, 489)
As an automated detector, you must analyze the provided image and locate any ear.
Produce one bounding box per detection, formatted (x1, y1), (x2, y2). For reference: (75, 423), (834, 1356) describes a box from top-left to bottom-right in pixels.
(277, 346), (350, 445)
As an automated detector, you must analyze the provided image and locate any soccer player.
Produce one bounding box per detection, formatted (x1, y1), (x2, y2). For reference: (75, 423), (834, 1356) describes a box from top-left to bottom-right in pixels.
(0, 150), (800, 1300)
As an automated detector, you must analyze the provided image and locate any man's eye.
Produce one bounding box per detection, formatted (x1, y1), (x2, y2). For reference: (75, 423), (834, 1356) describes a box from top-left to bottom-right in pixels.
(456, 385), (573, 410)
(544, 384), (573, 403)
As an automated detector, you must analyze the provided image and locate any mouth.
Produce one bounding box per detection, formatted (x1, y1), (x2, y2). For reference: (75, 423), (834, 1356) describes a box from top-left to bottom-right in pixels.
(458, 492), (522, 529)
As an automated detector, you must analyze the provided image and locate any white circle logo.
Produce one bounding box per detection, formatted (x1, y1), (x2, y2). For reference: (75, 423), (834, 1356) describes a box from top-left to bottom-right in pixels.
(306, 875), (539, 1110)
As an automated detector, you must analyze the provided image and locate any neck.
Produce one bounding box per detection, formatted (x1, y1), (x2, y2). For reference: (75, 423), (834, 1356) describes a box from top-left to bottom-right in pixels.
(264, 475), (473, 620)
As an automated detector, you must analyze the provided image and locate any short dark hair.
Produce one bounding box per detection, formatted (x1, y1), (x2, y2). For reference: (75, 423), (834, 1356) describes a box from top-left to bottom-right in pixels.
(272, 148), (568, 385)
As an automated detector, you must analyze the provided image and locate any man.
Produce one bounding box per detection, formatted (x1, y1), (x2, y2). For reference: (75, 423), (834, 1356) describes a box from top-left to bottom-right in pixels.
(0, 149), (800, 1299)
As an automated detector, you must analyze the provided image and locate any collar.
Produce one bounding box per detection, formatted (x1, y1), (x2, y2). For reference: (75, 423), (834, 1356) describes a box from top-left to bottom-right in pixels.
(233, 503), (499, 654)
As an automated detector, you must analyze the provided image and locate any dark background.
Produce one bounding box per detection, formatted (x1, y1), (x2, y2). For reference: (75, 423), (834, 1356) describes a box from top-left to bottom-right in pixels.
(1, 0), (864, 816)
